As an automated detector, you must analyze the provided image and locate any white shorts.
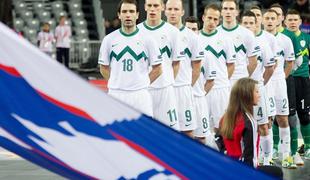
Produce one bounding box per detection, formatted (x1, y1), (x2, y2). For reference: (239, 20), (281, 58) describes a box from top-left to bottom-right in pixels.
(254, 84), (268, 125)
(174, 85), (197, 131)
(272, 79), (289, 115)
(149, 85), (180, 130)
(109, 88), (153, 117)
(265, 81), (276, 117)
(206, 87), (230, 129)
(193, 96), (210, 137)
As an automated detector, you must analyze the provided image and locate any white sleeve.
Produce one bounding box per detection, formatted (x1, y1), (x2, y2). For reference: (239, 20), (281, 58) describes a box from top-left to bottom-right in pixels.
(145, 37), (162, 66)
(190, 32), (204, 61)
(224, 36), (237, 64)
(98, 37), (110, 65)
(203, 53), (216, 80)
(245, 32), (259, 57)
(171, 29), (186, 61)
(284, 37), (295, 61)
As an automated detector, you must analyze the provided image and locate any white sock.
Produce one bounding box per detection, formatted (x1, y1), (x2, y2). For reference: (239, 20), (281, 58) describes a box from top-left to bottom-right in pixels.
(279, 127), (291, 159)
(268, 128), (274, 160)
(260, 135), (272, 165)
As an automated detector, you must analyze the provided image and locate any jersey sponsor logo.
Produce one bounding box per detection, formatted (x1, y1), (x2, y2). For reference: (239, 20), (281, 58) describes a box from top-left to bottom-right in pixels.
(234, 44), (247, 54)
(160, 46), (172, 58)
(109, 46), (147, 62)
(205, 45), (227, 59)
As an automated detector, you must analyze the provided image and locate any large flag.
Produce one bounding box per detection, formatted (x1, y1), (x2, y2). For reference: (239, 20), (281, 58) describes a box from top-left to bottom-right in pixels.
(0, 22), (274, 179)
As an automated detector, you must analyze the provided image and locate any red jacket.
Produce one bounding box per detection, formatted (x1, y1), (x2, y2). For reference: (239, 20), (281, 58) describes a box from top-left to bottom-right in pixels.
(222, 112), (259, 167)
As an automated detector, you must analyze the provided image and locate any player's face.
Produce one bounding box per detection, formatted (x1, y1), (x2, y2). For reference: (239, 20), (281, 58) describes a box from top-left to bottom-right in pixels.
(241, 16), (256, 33)
(250, 9), (262, 27)
(165, 0), (184, 26)
(271, 7), (284, 27)
(285, 14), (302, 32)
(253, 85), (260, 106)
(43, 24), (50, 32)
(118, 3), (139, 28)
(262, 12), (278, 32)
(185, 22), (199, 34)
(145, 0), (164, 21)
(203, 8), (220, 31)
(59, 17), (66, 25)
(221, 1), (238, 23)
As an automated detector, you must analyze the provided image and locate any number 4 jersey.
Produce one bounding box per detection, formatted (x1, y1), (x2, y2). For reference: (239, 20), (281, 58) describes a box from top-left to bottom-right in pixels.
(98, 28), (162, 91)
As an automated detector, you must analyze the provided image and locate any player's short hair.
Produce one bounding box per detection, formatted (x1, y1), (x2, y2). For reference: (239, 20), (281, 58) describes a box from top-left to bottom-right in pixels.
(221, 0), (239, 10)
(43, 22), (50, 27)
(286, 9), (301, 17)
(117, 0), (138, 13)
(204, 3), (221, 14)
(264, 9), (279, 16)
(241, 10), (257, 23)
(185, 16), (200, 29)
(270, 3), (284, 14)
(250, 5), (261, 11)
(59, 15), (66, 21)
(165, 0), (184, 9)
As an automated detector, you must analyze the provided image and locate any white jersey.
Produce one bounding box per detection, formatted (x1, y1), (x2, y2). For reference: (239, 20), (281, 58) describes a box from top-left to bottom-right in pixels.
(174, 26), (204, 86)
(37, 31), (54, 52)
(251, 31), (276, 83)
(271, 32), (295, 80)
(262, 30), (280, 60)
(192, 52), (217, 97)
(138, 21), (185, 89)
(199, 29), (236, 88)
(55, 25), (71, 48)
(98, 28), (162, 91)
(217, 24), (259, 80)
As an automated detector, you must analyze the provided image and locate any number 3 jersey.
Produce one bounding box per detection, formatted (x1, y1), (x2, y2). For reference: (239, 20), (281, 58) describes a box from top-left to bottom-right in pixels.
(98, 28), (162, 91)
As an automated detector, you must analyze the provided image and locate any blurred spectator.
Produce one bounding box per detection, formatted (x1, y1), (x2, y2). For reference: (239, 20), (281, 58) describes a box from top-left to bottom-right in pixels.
(289, 0), (310, 23)
(37, 22), (54, 56)
(104, 19), (114, 35)
(111, 17), (121, 31)
(55, 16), (71, 68)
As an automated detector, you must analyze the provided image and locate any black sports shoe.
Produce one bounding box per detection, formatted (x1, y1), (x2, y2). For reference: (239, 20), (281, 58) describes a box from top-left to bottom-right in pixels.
(298, 144), (305, 156)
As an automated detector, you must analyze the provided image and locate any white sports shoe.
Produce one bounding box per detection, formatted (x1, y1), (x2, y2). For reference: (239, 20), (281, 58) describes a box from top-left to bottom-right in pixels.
(293, 153), (304, 166)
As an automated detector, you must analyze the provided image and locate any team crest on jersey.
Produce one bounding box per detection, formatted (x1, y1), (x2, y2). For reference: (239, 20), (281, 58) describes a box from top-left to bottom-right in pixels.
(300, 40), (306, 47)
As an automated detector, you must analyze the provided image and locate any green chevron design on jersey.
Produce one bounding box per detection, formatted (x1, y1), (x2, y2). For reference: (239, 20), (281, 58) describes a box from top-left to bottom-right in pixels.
(278, 50), (285, 57)
(201, 66), (205, 75)
(184, 48), (192, 58)
(234, 44), (246, 54)
(160, 46), (172, 58)
(109, 46), (147, 62)
(257, 55), (262, 62)
(205, 45), (227, 59)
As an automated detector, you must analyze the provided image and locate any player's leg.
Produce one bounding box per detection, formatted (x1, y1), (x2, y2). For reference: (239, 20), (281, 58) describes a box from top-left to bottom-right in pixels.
(149, 86), (180, 130)
(193, 96), (209, 144)
(274, 79), (296, 168)
(255, 85), (271, 165)
(295, 77), (310, 160)
(175, 85), (196, 137)
(208, 88), (230, 152)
